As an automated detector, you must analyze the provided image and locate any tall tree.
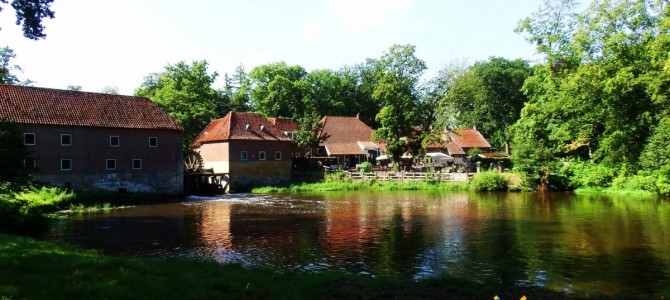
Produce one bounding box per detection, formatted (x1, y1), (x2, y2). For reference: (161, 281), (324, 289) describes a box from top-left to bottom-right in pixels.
(512, 0), (670, 187)
(373, 44), (427, 163)
(446, 57), (533, 151)
(248, 62), (307, 119)
(0, 0), (55, 40)
(135, 60), (224, 149)
(224, 64), (251, 112)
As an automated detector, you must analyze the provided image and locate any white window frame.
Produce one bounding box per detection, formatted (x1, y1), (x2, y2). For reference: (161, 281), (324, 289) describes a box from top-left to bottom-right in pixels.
(259, 151), (266, 161)
(149, 137), (158, 148)
(61, 134), (72, 146)
(109, 136), (120, 147)
(240, 151), (248, 161)
(60, 159), (72, 171)
(24, 133), (35, 145)
(106, 159), (117, 170)
(132, 159), (142, 170)
(275, 151), (282, 160)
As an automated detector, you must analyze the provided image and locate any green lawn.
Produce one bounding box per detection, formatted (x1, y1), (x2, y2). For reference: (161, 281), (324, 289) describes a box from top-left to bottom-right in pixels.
(0, 234), (591, 300)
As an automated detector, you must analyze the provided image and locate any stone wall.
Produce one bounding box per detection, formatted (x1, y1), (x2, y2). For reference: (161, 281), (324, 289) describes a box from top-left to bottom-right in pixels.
(228, 161), (291, 192)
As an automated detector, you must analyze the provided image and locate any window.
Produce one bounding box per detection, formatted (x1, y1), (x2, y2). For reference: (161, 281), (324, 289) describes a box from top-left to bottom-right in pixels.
(275, 151), (282, 160)
(60, 159), (72, 171)
(317, 148), (324, 155)
(61, 134), (72, 146)
(106, 159), (117, 170)
(259, 151), (266, 161)
(110, 136), (120, 147)
(24, 133), (35, 145)
(240, 151), (248, 161)
(132, 159), (142, 170)
(149, 137), (158, 148)
(23, 158), (36, 170)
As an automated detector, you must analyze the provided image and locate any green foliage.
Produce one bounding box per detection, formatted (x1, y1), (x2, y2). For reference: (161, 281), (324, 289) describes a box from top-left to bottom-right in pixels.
(135, 60), (223, 149)
(639, 117), (670, 171)
(0, 46), (31, 85)
(294, 110), (323, 149)
(248, 61), (308, 120)
(0, 121), (30, 183)
(373, 44), (427, 163)
(358, 161), (372, 173)
(511, 0), (670, 191)
(445, 57), (533, 150)
(324, 171), (350, 183)
(469, 171), (509, 191)
(0, 184), (73, 234)
(565, 161), (616, 188)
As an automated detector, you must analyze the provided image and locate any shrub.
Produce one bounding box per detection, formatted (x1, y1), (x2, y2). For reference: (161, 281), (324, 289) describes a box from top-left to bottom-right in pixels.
(0, 184), (74, 234)
(567, 161), (616, 188)
(358, 162), (372, 173)
(325, 171), (350, 183)
(469, 171), (509, 191)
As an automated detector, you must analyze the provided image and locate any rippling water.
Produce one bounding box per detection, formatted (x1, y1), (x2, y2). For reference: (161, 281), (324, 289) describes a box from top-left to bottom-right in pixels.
(48, 191), (670, 296)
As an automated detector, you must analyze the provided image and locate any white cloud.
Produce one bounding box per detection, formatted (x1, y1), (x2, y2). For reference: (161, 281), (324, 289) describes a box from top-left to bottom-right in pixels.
(325, 0), (413, 30)
(303, 21), (326, 41)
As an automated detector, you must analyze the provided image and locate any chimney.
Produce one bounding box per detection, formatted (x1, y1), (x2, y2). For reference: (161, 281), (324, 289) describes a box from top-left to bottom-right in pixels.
(505, 141), (510, 155)
(473, 125), (477, 131)
(356, 113), (360, 120)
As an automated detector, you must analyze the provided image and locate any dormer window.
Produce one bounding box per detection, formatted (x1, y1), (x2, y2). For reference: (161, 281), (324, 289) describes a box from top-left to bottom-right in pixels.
(260, 125), (266, 131)
(245, 124), (252, 131)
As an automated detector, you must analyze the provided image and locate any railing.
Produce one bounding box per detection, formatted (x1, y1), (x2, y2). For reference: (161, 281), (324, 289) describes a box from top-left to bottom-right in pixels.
(343, 171), (470, 182)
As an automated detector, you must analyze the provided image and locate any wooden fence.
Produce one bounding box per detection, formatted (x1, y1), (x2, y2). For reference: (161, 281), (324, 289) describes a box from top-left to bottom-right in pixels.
(343, 171), (471, 182)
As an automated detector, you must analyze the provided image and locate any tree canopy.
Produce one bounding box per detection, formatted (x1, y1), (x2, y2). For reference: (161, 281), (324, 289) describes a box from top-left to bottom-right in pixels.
(135, 60), (225, 149)
(512, 0), (670, 189)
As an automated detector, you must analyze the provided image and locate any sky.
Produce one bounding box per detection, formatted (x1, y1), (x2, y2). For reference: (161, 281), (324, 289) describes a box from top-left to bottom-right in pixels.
(1, 0), (552, 95)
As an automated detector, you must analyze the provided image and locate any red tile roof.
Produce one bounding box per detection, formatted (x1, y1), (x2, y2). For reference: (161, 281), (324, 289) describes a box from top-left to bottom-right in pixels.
(0, 85), (182, 131)
(318, 116), (376, 155)
(449, 129), (491, 149)
(446, 142), (466, 155)
(268, 117), (300, 132)
(192, 111), (292, 147)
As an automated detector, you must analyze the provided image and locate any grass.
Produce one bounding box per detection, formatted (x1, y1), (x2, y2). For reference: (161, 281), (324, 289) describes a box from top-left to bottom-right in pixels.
(0, 234), (596, 299)
(252, 180), (470, 193)
(574, 186), (659, 197)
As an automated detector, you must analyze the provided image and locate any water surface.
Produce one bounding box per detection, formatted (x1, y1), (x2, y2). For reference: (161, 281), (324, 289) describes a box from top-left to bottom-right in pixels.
(48, 191), (670, 296)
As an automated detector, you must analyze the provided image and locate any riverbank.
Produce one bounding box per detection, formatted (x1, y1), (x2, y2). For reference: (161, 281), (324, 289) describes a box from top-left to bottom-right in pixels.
(251, 180), (471, 193)
(0, 233), (601, 299)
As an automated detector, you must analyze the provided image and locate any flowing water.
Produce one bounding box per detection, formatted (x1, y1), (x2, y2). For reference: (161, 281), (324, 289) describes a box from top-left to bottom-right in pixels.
(48, 191), (670, 296)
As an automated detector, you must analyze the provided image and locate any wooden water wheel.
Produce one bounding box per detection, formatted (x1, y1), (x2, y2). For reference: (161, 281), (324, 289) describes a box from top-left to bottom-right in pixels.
(184, 151), (204, 173)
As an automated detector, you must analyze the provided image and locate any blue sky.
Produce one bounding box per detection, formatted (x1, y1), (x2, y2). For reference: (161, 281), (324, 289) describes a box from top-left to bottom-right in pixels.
(1, 0), (555, 95)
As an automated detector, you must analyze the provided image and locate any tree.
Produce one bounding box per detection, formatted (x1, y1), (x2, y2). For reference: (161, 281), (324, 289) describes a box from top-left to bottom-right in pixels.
(446, 57), (533, 151)
(0, 46), (31, 85)
(223, 64), (251, 112)
(66, 85), (81, 91)
(373, 44), (427, 163)
(0, 121), (30, 183)
(248, 62), (308, 120)
(0, 0), (55, 40)
(512, 0), (670, 188)
(294, 110), (326, 149)
(135, 60), (224, 149)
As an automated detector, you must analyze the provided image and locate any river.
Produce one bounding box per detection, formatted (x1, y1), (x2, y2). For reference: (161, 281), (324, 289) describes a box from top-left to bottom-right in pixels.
(48, 191), (670, 296)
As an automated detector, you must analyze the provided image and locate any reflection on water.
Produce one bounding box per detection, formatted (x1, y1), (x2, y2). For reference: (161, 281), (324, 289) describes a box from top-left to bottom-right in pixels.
(48, 191), (670, 296)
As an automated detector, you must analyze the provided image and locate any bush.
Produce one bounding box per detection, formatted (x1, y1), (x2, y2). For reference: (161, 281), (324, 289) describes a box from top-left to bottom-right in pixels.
(469, 171), (509, 191)
(566, 161), (616, 188)
(358, 162), (372, 173)
(0, 184), (74, 234)
(325, 171), (350, 183)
